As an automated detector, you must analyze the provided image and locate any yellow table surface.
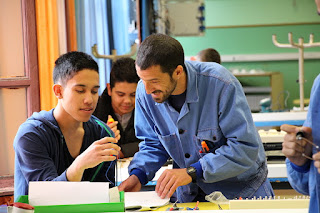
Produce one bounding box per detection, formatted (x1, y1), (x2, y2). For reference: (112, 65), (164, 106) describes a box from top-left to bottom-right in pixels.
(156, 202), (229, 211)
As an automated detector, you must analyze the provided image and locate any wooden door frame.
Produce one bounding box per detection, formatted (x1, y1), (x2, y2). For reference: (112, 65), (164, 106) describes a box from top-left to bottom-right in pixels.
(0, 0), (40, 116)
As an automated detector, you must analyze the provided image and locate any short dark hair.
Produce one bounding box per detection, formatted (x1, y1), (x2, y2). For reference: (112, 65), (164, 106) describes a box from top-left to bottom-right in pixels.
(197, 48), (221, 64)
(110, 57), (139, 89)
(53, 51), (99, 84)
(136, 34), (185, 76)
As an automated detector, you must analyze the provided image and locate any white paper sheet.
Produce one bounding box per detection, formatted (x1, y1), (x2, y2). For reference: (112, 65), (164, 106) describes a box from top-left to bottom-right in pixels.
(109, 186), (120, 203)
(28, 181), (109, 206)
(124, 191), (169, 210)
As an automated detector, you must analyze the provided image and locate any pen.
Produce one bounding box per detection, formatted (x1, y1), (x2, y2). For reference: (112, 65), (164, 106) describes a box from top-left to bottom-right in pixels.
(201, 141), (209, 153)
(107, 117), (115, 125)
(194, 201), (199, 210)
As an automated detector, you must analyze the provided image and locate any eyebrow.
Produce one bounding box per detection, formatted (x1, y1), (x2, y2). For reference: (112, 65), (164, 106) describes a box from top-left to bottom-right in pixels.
(114, 91), (136, 95)
(115, 91), (125, 94)
(144, 78), (159, 82)
(74, 84), (100, 89)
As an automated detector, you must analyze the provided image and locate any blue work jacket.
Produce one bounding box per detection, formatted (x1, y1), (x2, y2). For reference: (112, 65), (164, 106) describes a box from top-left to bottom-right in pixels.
(286, 74), (320, 213)
(130, 61), (268, 202)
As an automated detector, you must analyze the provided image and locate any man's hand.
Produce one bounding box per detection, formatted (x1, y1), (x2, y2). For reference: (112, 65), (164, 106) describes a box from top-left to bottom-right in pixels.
(155, 168), (192, 199)
(281, 124), (312, 166)
(118, 175), (141, 192)
(315, 0), (320, 14)
(107, 115), (120, 141)
(313, 152), (320, 174)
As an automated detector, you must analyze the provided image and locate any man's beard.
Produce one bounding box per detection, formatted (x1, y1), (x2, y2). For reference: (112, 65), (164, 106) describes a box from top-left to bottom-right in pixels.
(152, 78), (177, 103)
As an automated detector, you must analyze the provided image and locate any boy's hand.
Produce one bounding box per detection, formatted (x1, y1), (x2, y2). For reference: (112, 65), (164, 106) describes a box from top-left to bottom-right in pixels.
(76, 137), (120, 170)
(107, 115), (120, 141)
(66, 137), (120, 181)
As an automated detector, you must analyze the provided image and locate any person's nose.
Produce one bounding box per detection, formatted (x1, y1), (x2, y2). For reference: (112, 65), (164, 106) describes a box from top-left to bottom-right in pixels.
(84, 92), (94, 105)
(144, 82), (153, 94)
(123, 95), (133, 104)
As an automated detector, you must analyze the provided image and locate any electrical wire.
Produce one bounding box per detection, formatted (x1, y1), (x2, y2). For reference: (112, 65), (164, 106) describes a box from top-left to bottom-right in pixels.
(296, 132), (320, 160)
(91, 119), (118, 184)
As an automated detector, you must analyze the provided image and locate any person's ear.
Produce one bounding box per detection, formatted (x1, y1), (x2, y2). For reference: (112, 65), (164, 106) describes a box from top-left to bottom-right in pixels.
(107, 83), (112, 96)
(174, 65), (184, 79)
(53, 84), (63, 99)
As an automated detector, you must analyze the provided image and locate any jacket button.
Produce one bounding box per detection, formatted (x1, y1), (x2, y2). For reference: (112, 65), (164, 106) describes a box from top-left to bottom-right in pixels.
(179, 129), (185, 134)
(213, 135), (217, 140)
(185, 153), (190, 158)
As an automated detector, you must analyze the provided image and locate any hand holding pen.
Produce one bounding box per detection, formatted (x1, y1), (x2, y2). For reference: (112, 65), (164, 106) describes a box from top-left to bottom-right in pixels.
(106, 115), (124, 158)
(106, 115), (121, 142)
(281, 124), (313, 166)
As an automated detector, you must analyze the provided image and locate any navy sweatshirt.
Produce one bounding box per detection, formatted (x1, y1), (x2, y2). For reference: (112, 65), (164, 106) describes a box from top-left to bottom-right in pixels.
(13, 109), (115, 200)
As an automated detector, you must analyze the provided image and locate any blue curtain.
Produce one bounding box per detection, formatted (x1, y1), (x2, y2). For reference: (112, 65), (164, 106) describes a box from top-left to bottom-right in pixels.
(141, 0), (150, 41)
(75, 0), (135, 93)
(111, 0), (131, 55)
(141, 0), (155, 41)
(75, 0), (111, 93)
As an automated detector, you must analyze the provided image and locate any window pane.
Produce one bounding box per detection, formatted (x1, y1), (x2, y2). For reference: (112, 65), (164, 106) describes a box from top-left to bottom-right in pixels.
(0, 0), (24, 78)
(0, 88), (27, 175)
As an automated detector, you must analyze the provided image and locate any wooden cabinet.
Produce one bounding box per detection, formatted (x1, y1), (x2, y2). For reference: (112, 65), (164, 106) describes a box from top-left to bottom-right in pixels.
(234, 72), (284, 112)
(0, 195), (13, 205)
(0, 175), (14, 205)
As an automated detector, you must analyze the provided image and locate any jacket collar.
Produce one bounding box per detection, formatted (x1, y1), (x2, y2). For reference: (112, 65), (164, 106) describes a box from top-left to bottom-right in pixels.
(184, 61), (199, 103)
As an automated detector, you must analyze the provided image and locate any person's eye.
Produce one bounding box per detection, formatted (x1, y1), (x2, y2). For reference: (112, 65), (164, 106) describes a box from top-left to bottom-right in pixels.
(130, 94), (136, 97)
(91, 90), (98, 94)
(76, 90), (85, 94)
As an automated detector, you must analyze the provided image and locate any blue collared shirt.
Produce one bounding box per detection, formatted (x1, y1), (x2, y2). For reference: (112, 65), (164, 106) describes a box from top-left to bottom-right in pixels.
(286, 74), (320, 213)
(130, 61), (268, 202)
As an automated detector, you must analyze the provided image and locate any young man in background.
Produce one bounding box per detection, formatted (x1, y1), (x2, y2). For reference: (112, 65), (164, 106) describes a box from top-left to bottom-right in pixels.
(94, 57), (140, 158)
(196, 48), (221, 64)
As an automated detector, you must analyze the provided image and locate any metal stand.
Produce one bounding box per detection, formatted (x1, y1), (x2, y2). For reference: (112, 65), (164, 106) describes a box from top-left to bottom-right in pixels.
(272, 33), (320, 111)
(91, 43), (137, 61)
